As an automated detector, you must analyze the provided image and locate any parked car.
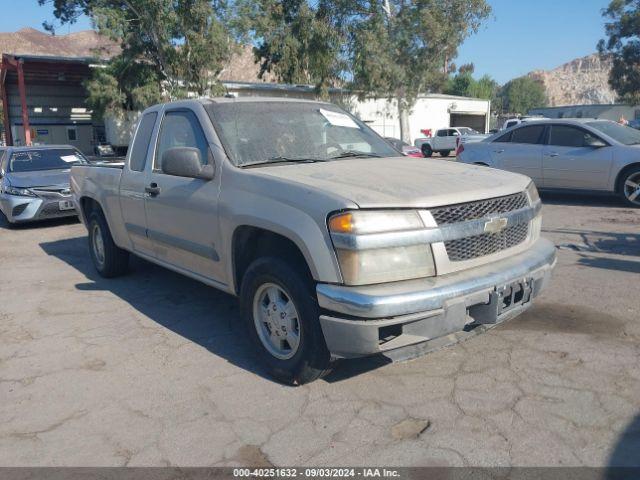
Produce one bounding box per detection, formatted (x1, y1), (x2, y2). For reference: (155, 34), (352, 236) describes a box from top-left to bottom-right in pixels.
(416, 127), (489, 157)
(457, 118), (640, 207)
(385, 137), (423, 157)
(0, 145), (86, 225)
(71, 97), (555, 384)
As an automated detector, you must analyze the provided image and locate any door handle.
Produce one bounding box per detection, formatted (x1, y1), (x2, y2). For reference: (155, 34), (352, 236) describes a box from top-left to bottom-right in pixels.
(494, 149), (505, 154)
(145, 183), (161, 196)
(547, 152), (560, 157)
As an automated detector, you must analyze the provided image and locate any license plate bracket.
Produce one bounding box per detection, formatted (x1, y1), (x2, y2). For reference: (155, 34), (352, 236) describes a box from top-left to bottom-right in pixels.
(468, 279), (533, 324)
(58, 200), (75, 211)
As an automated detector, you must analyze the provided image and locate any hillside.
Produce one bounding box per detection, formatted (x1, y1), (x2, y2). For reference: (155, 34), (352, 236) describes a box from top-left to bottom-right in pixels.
(527, 53), (616, 106)
(0, 27), (118, 59)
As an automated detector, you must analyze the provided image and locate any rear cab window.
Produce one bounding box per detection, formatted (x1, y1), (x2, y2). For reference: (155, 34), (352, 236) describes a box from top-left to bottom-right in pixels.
(129, 112), (158, 172)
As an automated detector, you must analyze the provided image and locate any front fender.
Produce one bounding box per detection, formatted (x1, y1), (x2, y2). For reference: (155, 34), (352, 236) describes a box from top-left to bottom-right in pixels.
(218, 189), (348, 293)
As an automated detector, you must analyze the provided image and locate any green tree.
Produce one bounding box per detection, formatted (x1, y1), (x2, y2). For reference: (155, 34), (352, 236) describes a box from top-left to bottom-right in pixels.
(598, 0), (640, 103)
(40, 0), (233, 115)
(443, 64), (498, 112)
(499, 76), (547, 115)
(232, 0), (345, 98)
(344, 0), (491, 142)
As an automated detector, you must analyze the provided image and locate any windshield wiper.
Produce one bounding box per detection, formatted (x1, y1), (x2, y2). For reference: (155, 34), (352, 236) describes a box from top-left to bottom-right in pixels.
(240, 156), (328, 168)
(328, 150), (382, 159)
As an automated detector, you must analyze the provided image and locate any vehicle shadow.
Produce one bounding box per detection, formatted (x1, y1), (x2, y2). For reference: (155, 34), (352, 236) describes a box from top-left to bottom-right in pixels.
(606, 413), (640, 477)
(540, 191), (627, 208)
(38, 235), (278, 382)
(577, 255), (640, 274)
(545, 228), (640, 258)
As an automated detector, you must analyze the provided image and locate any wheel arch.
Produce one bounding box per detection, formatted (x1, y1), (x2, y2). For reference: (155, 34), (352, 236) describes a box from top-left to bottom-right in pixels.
(231, 225), (316, 296)
(614, 162), (640, 193)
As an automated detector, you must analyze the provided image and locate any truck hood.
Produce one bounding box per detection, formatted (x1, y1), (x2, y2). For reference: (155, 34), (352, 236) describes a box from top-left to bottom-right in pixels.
(5, 169), (71, 188)
(255, 157), (531, 208)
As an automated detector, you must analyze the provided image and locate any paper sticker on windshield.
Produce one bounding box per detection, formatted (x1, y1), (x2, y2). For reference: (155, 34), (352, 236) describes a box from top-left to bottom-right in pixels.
(319, 109), (360, 129)
(61, 155), (80, 163)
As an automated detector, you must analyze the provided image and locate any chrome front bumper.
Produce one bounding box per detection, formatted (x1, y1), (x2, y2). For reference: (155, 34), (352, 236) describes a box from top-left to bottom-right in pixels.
(0, 193), (77, 223)
(317, 238), (556, 358)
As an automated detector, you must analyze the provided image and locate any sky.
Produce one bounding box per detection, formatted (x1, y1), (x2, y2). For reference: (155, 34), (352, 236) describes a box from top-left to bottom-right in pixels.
(0, 0), (612, 85)
(456, 0), (611, 83)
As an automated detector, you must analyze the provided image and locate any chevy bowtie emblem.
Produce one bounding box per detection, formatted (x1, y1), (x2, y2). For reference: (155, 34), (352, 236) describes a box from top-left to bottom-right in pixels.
(484, 216), (508, 233)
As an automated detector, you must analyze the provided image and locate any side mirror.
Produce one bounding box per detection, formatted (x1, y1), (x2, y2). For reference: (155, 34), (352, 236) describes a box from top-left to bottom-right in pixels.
(161, 147), (214, 180)
(585, 136), (606, 148)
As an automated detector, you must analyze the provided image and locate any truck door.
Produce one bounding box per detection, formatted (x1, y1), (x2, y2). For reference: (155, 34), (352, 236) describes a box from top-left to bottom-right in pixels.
(143, 108), (225, 284)
(120, 111), (158, 257)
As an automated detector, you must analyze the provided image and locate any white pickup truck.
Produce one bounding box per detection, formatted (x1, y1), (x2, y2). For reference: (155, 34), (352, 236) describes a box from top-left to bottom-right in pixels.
(414, 127), (490, 157)
(71, 97), (555, 384)
(416, 127), (490, 157)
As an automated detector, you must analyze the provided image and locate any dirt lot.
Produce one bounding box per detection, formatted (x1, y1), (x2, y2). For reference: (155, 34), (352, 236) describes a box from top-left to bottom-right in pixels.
(0, 193), (638, 467)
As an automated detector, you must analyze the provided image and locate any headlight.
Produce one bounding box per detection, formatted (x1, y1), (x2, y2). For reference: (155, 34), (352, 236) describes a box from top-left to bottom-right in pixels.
(3, 185), (36, 197)
(328, 210), (436, 285)
(525, 182), (542, 241)
(525, 181), (540, 204)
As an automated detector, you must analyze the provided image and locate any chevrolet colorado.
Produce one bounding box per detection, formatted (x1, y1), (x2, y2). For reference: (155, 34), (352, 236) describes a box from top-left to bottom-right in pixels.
(71, 97), (555, 384)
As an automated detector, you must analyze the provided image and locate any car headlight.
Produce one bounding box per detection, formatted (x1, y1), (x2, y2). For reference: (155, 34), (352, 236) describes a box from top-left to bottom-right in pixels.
(3, 185), (36, 197)
(525, 181), (540, 204)
(525, 182), (542, 241)
(328, 210), (436, 285)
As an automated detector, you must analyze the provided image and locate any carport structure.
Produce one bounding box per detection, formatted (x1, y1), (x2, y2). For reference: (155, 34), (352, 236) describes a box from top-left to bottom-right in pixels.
(0, 54), (94, 148)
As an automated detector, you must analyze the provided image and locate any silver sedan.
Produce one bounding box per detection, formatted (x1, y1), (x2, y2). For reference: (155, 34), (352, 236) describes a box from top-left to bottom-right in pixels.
(0, 145), (86, 225)
(457, 119), (640, 207)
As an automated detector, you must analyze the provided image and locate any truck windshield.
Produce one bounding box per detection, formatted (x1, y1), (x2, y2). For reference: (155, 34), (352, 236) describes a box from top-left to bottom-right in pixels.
(205, 101), (399, 167)
(8, 148), (87, 172)
(586, 121), (640, 146)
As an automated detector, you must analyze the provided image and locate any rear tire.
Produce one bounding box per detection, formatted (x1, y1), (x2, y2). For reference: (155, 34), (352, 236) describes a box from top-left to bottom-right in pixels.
(440, 150), (451, 157)
(88, 210), (129, 277)
(619, 166), (640, 208)
(421, 144), (433, 157)
(240, 257), (331, 385)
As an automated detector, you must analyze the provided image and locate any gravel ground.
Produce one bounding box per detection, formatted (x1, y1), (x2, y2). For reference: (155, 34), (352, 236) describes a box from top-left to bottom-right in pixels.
(0, 192), (638, 467)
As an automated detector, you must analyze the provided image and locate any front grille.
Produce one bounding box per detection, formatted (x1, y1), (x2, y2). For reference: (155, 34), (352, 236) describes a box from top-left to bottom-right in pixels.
(445, 222), (529, 261)
(430, 192), (528, 225)
(39, 202), (75, 218)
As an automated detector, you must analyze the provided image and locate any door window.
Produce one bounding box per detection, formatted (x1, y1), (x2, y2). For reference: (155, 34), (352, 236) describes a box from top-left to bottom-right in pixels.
(548, 125), (600, 148)
(493, 132), (512, 143)
(129, 112), (158, 172)
(155, 110), (209, 172)
(510, 125), (545, 145)
(437, 130), (447, 137)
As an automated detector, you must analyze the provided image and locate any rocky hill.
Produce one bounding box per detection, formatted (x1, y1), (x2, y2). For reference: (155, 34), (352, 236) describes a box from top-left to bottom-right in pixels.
(527, 53), (616, 106)
(0, 27), (118, 59)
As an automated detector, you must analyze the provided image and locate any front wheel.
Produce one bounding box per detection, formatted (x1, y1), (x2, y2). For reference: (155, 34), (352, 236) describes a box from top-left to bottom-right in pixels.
(240, 257), (331, 385)
(88, 210), (129, 277)
(620, 167), (640, 208)
(440, 150), (451, 157)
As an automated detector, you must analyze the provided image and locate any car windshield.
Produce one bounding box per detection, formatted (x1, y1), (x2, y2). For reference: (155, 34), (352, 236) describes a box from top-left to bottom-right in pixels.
(8, 148), (87, 172)
(458, 127), (479, 135)
(586, 121), (640, 146)
(205, 101), (399, 167)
